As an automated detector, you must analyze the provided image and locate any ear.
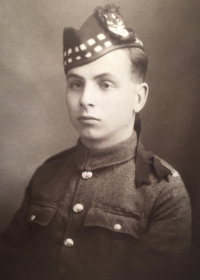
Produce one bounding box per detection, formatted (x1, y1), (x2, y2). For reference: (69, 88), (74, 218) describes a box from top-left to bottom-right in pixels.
(133, 82), (148, 113)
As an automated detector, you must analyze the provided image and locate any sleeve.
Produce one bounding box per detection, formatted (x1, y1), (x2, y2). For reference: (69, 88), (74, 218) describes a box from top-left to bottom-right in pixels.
(0, 181), (34, 280)
(128, 175), (191, 280)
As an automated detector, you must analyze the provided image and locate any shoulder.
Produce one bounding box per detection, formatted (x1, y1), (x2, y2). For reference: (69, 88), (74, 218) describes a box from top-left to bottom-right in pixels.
(148, 155), (190, 209)
(152, 155), (185, 193)
(35, 145), (77, 176)
(29, 146), (77, 194)
(134, 145), (190, 209)
(44, 146), (77, 164)
(154, 155), (179, 178)
(136, 141), (184, 192)
(37, 145), (77, 172)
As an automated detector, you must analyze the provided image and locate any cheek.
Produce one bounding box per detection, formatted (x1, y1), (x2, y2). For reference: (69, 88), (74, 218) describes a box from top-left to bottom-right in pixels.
(114, 94), (134, 112)
(66, 94), (77, 110)
(102, 100), (118, 115)
(65, 97), (76, 120)
(123, 90), (135, 111)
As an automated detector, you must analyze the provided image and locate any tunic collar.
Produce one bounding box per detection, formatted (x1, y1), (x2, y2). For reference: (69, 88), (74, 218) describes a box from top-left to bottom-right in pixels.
(76, 131), (137, 171)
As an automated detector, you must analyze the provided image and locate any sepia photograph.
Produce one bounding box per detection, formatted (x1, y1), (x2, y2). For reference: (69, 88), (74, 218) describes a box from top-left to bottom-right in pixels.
(0, 0), (200, 279)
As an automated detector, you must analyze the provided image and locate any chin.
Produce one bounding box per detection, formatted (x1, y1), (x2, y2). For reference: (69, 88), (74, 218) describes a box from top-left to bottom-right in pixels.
(79, 130), (102, 141)
(78, 128), (107, 144)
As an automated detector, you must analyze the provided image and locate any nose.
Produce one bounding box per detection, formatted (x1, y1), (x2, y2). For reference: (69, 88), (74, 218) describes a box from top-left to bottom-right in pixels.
(80, 83), (95, 107)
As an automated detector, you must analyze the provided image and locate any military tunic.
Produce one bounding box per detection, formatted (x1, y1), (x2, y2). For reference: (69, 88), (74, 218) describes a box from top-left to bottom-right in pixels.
(0, 132), (191, 280)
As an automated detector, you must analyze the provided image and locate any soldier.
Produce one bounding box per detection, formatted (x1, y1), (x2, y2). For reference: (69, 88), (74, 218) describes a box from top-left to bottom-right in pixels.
(0, 3), (191, 280)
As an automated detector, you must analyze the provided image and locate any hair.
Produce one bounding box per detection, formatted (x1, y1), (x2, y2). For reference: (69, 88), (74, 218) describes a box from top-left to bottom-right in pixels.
(126, 48), (149, 83)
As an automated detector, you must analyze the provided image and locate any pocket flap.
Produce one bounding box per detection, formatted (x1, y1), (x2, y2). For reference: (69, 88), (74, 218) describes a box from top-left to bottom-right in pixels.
(27, 204), (57, 226)
(85, 208), (147, 240)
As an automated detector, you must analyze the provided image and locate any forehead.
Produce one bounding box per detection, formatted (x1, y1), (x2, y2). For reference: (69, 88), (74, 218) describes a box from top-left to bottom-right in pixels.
(67, 48), (132, 78)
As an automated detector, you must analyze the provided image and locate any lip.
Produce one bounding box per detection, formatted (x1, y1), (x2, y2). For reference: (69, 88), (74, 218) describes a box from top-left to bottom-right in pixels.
(78, 115), (100, 123)
(78, 115), (100, 121)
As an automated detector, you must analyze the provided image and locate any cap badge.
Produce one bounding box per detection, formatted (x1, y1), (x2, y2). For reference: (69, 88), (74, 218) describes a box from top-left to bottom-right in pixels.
(95, 4), (134, 40)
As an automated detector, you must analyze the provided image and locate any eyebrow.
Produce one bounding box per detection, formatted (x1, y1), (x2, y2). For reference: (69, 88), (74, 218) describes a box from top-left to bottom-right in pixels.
(93, 73), (115, 81)
(66, 72), (116, 81)
(66, 73), (83, 80)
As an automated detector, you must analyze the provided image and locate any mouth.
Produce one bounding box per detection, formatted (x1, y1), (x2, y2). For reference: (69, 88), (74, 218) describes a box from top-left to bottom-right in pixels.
(78, 115), (100, 121)
(78, 115), (100, 123)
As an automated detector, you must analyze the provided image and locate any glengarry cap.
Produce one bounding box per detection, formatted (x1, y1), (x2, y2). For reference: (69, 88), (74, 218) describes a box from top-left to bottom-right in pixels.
(63, 3), (144, 74)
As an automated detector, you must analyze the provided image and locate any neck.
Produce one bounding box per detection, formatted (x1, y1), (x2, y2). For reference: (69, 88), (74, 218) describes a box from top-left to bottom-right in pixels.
(80, 127), (135, 150)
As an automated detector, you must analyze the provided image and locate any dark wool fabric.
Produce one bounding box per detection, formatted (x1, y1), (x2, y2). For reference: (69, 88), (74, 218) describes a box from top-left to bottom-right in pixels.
(0, 132), (191, 280)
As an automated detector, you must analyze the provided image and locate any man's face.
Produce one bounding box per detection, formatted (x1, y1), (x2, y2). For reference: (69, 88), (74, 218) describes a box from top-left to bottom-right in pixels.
(66, 49), (146, 149)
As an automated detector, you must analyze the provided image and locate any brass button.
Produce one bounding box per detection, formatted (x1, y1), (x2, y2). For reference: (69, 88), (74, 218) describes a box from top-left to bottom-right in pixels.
(73, 204), (84, 213)
(114, 224), (121, 230)
(64, 238), (74, 247)
(30, 215), (36, 221)
(82, 171), (93, 179)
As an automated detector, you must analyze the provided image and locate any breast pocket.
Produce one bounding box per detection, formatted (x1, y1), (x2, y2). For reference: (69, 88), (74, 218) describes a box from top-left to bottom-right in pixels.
(25, 203), (59, 264)
(27, 203), (57, 246)
(27, 203), (57, 226)
(80, 207), (148, 267)
(85, 207), (147, 240)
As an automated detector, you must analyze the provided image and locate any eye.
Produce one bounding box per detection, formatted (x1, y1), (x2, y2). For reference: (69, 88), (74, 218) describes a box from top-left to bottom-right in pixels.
(100, 82), (114, 90)
(70, 81), (83, 90)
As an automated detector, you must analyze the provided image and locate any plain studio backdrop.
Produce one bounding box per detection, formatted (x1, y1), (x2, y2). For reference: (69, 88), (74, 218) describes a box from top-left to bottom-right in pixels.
(0, 0), (200, 264)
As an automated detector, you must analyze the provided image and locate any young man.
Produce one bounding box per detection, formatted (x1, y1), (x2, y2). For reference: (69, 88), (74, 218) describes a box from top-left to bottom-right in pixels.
(0, 4), (191, 280)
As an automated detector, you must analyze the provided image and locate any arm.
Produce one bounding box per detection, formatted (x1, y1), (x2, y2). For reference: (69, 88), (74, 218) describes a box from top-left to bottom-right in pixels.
(0, 183), (33, 279)
(129, 175), (191, 280)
